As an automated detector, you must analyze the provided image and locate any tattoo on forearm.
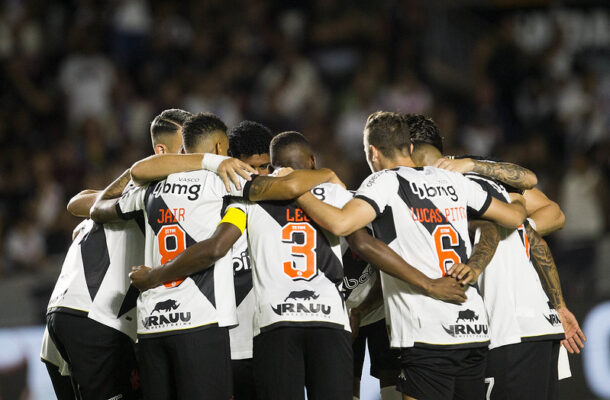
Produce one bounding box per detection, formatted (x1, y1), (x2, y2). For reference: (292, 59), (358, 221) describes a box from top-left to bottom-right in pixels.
(472, 160), (532, 190)
(103, 169), (132, 199)
(467, 221), (500, 276)
(526, 224), (564, 309)
(248, 177), (275, 199)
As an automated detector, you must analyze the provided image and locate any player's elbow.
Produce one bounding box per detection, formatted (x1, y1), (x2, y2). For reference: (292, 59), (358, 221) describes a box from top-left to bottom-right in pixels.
(129, 161), (149, 186)
(525, 172), (538, 190)
(89, 205), (104, 223)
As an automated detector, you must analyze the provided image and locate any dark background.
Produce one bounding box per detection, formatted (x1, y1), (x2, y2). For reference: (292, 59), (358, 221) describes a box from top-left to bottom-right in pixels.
(0, 0), (608, 398)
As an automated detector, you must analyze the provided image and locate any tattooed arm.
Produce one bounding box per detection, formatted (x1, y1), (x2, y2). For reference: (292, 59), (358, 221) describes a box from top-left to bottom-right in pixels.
(447, 220), (501, 285)
(246, 168), (341, 201)
(89, 169), (133, 223)
(435, 157), (537, 190)
(526, 224), (586, 354)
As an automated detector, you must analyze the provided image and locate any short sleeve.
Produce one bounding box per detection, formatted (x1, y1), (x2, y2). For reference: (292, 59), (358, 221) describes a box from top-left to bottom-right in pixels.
(460, 176), (492, 218)
(313, 183), (354, 209)
(226, 199), (250, 217)
(117, 185), (146, 220)
(354, 170), (398, 216)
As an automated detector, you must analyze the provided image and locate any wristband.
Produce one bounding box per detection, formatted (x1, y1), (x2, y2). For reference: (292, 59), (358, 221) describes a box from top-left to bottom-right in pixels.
(201, 153), (231, 173)
(527, 217), (537, 231)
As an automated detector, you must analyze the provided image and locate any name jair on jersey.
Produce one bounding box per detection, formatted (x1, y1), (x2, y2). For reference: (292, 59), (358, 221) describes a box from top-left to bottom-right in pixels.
(157, 208), (186, 224)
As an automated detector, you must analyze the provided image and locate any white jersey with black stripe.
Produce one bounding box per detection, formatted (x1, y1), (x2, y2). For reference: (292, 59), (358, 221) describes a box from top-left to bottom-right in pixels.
(355, 166), (491, 349)
(466, 174), (564, 347)
(47, 208), (145, 341)
(228, 232), (255, 360)
(228, 183), (353, 336)
(117, 170), (252, 338)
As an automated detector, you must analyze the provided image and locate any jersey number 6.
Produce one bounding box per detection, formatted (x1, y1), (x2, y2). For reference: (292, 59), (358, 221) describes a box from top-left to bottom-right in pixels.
(158, 225), (186, 288)
(282, 223), (318, 281)
(433, 224), (462, 276)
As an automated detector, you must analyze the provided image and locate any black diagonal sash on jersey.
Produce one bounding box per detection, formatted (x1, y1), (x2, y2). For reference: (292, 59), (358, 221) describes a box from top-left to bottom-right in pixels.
(395, 175), (469, 264)
(80, 223), (111, 301)
(145, 185), (216, 307)
(117, 285), (139, 317)
(342, 227), (373, 299)
(233, 247), (253, 306)
(258, 201), (344, 287)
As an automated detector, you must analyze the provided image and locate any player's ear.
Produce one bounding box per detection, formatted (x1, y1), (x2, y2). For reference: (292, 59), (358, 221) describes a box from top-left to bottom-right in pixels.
(154, 144), (167, 155)
(369, 145), (379, 163)
(308, 155), (316, 170)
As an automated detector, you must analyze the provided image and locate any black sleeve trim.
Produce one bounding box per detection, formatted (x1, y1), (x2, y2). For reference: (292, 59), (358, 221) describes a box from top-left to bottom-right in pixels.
(115, 202), (129, 220)
(242, 174), (259, 200)
(354, 195), (381, 216)
(470, 192), (492, 218)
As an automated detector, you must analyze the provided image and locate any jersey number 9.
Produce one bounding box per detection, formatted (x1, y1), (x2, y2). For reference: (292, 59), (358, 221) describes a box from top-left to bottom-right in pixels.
(158, 225), (187, 288)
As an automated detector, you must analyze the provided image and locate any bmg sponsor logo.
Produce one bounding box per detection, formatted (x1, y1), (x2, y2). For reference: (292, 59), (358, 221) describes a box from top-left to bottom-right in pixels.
(271, 290), (331, 317)
(410, 182), (458, 201)
(442, 309), (488, 337)
(153, 181), (201, 201)
(142, 299), (191, 328)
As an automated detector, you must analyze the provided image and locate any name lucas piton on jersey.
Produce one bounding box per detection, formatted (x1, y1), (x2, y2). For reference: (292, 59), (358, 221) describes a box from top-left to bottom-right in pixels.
(271, 290), (331, 317)
(142, 299), (191, 328)
(442, 309), (488, 338)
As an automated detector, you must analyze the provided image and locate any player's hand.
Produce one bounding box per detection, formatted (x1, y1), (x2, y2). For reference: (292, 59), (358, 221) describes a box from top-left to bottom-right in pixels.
(434, 157), (474, 174)
(275, 167), (294, 177)
(129, 265), (158, 292)
(558, 307), (586, 354)
(446, 263), (476, 286)
(217, 158), (257, 192)
(426, 276), (468, 304)
(349, 308), (363, 342)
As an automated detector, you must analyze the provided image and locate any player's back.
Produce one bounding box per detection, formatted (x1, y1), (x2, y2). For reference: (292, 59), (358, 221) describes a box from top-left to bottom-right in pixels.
(355, 166), (492, 348)
(118, 170), (241, 337)
(466, 174), (564, 346)
(229, 182), (352, 336)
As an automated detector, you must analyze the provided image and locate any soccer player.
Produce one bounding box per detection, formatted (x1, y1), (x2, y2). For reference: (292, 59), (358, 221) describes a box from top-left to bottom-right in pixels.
(226, 120), (274, 400)
(43, 108), (193, 400)
(406, 113), (585, 399)
(293, 112), (528, 400)
(90, 114), (345, 400)
(129, 130), (473, 400)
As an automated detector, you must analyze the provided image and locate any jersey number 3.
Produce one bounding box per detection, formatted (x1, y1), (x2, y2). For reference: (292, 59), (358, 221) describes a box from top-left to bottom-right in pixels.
(282, 223), (317, 281)
(158, 225), (186, 288)
(433, 224), (461, 276)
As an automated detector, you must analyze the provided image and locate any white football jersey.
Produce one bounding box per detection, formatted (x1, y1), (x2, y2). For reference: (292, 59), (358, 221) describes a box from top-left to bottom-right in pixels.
(228, 233), (255, 360)
(468, 174), (564, 347)
(117, 170), (251, 337)
(228, 183), (353, 336)
(355, 166), (491, 349)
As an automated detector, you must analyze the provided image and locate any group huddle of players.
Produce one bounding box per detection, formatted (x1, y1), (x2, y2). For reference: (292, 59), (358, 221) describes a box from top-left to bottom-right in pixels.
(41, 108), (586, 400)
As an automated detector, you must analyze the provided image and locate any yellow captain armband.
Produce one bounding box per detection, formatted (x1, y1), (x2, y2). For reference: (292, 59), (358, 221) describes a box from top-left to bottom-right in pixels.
(219, 208), (247, 234)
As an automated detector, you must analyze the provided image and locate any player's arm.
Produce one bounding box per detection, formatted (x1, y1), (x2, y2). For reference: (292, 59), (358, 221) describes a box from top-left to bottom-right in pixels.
(130, 208), (245, 291)
(246, 168), (341, 201)
(435, 157), (537, 190)
(346, 229), (467, 303)
(447, 220), (501, 285)
(67, 189), (100, 217)
(89, 169), (133, 223)
(526, 224), (586, 354)
(523, 188), (565, 235)
(297, 195), (376, 237)
(479, 193), (527, 229)
(130, 153), (256, 191)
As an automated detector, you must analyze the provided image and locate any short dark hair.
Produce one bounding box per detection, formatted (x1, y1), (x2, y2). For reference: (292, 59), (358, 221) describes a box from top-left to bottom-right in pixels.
(182, 112), (227, 152)
(364, 111), (411, 158)
(228, 121), (274, 158)
(405, 113), (443, 153)
(150, 109), (192, 143)
(270, 131), (313, 168)
(270, 131), (310, 156)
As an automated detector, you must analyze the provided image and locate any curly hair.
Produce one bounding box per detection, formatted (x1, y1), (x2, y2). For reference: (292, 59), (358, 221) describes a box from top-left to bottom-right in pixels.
(228, 121), (274, 158)
(404, 113), (443, 153)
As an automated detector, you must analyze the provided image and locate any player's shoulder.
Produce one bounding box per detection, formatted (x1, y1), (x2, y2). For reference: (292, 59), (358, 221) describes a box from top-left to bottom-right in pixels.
(361, 168), (398, 188)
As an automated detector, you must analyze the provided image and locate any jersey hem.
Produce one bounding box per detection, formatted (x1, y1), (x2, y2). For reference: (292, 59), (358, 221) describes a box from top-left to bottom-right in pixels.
(137, 322), (219, 339)
(46, 306), (88, 318)
(520, 333), (565, 343)
(410, 339), (490, 350)
(257, 320), (347, 334)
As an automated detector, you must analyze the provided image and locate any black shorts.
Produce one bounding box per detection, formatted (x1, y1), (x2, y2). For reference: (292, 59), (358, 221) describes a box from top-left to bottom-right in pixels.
(353, 318), (400, 379)
(486, 340), (560, 400)
(42, 360), (77, 400)
(137, 326), (232, 400)
(232, 358), (256, 400)
(253, 326), (353, 400)
(46, 311), (140, 400)
(397, 346), (488, 400)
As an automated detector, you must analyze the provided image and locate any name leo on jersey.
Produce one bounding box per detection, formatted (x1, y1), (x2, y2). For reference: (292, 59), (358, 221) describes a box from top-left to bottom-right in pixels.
(152, 181), (201, 201)
(410, 182), (458, 201)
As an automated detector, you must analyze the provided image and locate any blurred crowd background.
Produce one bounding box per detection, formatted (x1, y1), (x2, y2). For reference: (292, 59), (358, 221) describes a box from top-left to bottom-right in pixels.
(0, 0), (608, 398)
